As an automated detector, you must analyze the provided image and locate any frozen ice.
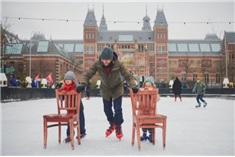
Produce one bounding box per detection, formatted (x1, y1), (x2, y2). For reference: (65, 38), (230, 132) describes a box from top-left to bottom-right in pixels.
(1, 96), (234, 155)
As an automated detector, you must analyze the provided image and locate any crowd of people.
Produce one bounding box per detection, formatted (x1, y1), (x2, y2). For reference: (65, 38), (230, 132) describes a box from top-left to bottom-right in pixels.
(9, 73), (52, 88)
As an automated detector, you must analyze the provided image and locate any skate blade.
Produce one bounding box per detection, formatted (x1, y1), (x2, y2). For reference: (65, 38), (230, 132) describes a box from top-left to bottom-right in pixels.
(106, 133), (112, 137)
(116, 135), (123, 140)
(105, 131), (114, 137)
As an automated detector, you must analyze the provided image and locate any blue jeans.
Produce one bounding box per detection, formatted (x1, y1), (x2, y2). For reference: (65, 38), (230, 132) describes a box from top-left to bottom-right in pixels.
(103, 96), (124, 125)
(66, 109), (86, 136)
(196, 94), (206, 104)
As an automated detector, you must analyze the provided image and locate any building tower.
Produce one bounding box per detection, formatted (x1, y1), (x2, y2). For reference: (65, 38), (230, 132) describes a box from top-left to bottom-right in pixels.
(153, 8), (169, 82)
(142, 5), (151, 31)
(99, 5), (108, 31)
(83, 7), (98, 71)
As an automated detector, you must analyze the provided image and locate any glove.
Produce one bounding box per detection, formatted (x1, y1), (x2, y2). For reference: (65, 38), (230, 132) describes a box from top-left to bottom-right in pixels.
(76, 83), (86, 93)
(132, 87), (139, 94)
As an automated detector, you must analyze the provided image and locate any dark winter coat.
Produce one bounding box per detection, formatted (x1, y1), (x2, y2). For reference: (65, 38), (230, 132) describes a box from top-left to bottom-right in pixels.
(81, 52), (137, 101)
(86, 82), (91, 92)
(173, 78), (182, 95)
(10, 77), (18, 86)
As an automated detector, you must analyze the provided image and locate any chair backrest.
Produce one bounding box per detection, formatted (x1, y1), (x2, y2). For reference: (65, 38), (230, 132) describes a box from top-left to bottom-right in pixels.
(55, 89), (82, 114)
(129, 88), (158, 116)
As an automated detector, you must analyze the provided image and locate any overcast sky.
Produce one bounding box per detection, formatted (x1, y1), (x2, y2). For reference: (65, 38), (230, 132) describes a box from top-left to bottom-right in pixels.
(1, 0), (234, 40)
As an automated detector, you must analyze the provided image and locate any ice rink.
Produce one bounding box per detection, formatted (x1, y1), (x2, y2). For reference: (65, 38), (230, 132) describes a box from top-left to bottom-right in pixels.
(1, 96), (234, 156)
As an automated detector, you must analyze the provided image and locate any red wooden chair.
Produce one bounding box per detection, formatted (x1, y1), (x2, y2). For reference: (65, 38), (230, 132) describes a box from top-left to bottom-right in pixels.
(129, 88), (167, 150)
(43, 89), (81, 150)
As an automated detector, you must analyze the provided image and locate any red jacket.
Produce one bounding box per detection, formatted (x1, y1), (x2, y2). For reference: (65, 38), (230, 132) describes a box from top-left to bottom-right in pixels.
(61, 82), (76, 115)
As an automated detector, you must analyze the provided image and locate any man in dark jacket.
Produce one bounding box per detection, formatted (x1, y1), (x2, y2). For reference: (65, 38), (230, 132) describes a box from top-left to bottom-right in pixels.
(76, 46), (138, 140)
(173, 77), (182, 102)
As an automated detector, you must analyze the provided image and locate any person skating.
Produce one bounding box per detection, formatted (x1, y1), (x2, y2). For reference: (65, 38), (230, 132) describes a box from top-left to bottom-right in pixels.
(76, 46), (138, 140)
(172, 77), (182, 102)
(85, 81), (91, 100)
(192, 77), (207, 108)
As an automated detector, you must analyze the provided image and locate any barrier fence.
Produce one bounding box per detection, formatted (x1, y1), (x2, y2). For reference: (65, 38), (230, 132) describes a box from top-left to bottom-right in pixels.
(1, 87), (234, 102)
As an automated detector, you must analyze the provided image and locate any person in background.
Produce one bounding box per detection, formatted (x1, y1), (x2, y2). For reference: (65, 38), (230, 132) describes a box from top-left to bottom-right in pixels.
(76, 46), (138, 140)
(16, 77), (21, 87)
(10, 74), (18, 87)
(85, 81), (91, 100)
(192, 77), (207, 108)
(172, 77), (182, 102)
(139, 77), (160, 143)
(31, 78), (37, 88)
(59, 70), (87, 143)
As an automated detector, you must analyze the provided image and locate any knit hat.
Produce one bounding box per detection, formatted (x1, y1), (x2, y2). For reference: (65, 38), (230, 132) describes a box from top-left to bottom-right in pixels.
(101, 47), (114, 60)
(144, 77), (155, 85)
(64, 71), (75, 82)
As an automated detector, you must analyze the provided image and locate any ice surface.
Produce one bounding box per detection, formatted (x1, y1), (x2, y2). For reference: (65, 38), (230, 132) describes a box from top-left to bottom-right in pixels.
(1, 96), (234, 155)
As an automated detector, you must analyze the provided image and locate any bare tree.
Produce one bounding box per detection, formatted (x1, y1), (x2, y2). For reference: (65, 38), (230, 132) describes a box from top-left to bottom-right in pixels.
(178, 53), (192, 84)
(1, 19), (12, 73)
(180, 55), (192, 82)
(33, 56), (48, 78)
(214, 57), (225, 85)
(228, 60), (235, 83)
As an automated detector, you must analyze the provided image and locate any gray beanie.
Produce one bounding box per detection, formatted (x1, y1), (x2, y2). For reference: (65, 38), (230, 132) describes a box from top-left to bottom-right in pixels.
(64, 71), (75, 82)
(101, 47), (113, 60)
(144, 77), (155, 85)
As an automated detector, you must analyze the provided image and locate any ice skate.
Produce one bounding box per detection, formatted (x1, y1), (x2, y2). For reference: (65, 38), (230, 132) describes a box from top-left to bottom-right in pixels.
(105, 123), (115, 137)
(195, 103), (201, 108)
(116, 125), (123, 140)
(76, 133), (87, 139)
(203, 102), (207, 107)
(64, 136), (71, 143)
(148, 134), (153, 143)
(140, 133), (148, 141)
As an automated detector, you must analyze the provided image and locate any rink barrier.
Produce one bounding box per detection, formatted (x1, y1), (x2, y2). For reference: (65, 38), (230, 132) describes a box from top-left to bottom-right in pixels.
(1, 87), (234, 102)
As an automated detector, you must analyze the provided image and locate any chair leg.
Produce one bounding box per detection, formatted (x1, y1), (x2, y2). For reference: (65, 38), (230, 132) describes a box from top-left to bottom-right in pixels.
(43, 117), (47, 149)
(69, 119), (74, 150)
(163, 118), (167, 148)
(58, 122), (61, 143)
(152, 129), (155, 145)
(136, 126), (141, 151)
(77, 120), (81, 145)
(131, 123), (135, 146)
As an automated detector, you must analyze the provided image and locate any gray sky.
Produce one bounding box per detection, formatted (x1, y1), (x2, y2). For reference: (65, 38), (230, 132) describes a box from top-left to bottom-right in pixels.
(1, 0), (235, 40)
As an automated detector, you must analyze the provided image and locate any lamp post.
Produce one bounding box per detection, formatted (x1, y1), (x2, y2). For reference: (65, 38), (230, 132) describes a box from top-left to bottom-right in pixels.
(223, 31), (229, 88)
(29, 37), (31, 78)
(225, 31), (228, 78)
(29, 32), (34, 78)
